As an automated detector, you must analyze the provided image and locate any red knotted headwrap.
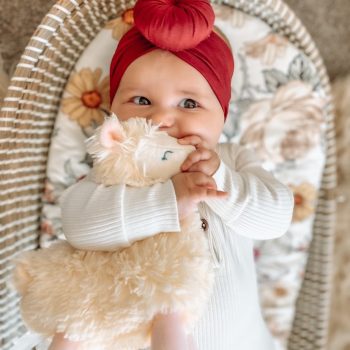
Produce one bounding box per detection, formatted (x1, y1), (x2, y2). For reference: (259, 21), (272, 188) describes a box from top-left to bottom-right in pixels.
(110, 0), (234, 119)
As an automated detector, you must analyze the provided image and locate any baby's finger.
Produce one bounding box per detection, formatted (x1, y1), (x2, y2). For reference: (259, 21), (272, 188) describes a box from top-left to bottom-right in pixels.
(201, 181), (217, 190)
(195, 188), (228, 203)
(205, 189), (228, 198)
(215, 190), (228, 197)
(187, 160), (215, 175)
(189, 172), (216, 188)
(178, 135), (203, 147)
(196, 179), (217, 191)
(181, 149), (212, 171)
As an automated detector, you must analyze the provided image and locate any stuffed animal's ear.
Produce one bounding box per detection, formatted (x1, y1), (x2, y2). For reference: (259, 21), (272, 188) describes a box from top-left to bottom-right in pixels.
(100, 116), (125, 148)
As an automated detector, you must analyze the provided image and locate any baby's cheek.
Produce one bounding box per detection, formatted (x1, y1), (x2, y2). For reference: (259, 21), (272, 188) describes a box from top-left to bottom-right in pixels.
(110, 96), (120, 114)
(188, 124), (221, 149)
(110, 102), (140, 121)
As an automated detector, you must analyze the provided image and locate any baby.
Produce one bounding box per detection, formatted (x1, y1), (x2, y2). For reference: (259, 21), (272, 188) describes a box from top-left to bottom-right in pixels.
(50, 0), (293, 349)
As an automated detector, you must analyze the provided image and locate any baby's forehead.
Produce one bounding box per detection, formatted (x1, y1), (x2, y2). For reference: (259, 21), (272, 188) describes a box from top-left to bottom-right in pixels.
(117, 52), (216, 96)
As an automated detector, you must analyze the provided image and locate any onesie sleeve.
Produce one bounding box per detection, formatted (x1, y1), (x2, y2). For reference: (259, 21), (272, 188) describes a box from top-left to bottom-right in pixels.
(206, 143), (293, 240)
(59, 173), (180, 251)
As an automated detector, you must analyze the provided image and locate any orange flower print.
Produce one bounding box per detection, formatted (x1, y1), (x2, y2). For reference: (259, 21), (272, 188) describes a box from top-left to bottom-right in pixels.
(41, 220), (54, 236)
(245, 33), (288, 66)
(259, 281), (296, 345)
(61, 68), (109, 127)
(263, 313), (290, 347)
(290, 182), (317, 222)
(105, 8), (134, 40)
(274, 286), (288, 298)
(42, 179), (56, 204)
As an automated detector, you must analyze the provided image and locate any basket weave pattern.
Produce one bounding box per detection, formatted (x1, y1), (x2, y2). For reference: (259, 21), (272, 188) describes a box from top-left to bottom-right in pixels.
(0, 0), (336, 349)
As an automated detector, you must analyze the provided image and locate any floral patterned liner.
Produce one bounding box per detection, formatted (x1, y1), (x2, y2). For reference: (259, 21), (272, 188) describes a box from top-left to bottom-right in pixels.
(41, 5), (327, 350)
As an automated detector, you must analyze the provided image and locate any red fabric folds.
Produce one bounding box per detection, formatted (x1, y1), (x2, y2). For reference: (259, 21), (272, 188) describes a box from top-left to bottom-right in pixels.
(133, 0), (215, 51)
(109, 0), (234, 119)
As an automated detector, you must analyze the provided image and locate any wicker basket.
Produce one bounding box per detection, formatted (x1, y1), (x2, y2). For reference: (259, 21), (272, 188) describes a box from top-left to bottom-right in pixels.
(0, 0), (336, 349)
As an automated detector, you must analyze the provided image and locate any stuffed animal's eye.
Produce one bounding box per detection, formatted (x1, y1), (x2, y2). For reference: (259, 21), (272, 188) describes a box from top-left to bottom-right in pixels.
(179, 98), (198, 109)
(133, 96), (151, 105)
(161, 150), (174, 161)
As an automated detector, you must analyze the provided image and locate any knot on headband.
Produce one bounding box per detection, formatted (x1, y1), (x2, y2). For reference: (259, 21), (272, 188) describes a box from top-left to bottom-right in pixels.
(134, 0), (215, 51)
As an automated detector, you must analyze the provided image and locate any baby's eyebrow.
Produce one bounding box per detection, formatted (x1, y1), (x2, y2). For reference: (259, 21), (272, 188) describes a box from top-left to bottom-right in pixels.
(178, 90), (203, 99)
(118, 87), (144, 95)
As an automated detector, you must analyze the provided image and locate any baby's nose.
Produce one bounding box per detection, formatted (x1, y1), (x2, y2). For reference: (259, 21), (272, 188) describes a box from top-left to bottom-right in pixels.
(150, 108), (175, 127)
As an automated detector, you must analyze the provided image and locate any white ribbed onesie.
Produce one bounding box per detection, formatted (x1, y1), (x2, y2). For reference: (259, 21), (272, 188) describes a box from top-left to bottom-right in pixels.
(59, 142), (293, 350)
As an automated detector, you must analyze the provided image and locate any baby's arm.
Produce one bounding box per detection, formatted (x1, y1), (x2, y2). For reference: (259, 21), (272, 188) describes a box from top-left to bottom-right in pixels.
(206, 142), (293, 240)
(59, 173), (180, 250)
(60, 168), (226, 250)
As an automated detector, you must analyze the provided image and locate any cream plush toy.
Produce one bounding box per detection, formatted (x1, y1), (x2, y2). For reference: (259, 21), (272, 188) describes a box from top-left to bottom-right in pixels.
(13, 115), (214, 350)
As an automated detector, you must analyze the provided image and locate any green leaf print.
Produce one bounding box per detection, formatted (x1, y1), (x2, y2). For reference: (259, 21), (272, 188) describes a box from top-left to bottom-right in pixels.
(263, 69), (289, 93)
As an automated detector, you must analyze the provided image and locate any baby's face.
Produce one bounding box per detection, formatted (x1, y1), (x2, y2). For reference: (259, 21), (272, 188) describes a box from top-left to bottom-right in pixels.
(111, 49), (225, 149)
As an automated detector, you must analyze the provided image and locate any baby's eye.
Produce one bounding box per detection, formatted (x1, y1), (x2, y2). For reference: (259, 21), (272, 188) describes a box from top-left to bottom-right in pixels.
(133, 96), (151, 105)
(179, 98), (198, 109)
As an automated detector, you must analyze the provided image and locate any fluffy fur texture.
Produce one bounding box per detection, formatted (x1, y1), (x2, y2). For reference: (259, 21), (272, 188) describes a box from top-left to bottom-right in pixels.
(12, 116), (215, 350)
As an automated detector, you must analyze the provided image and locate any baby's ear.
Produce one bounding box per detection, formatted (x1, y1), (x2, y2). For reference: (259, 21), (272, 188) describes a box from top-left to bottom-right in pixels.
(100, 115), (125, 148)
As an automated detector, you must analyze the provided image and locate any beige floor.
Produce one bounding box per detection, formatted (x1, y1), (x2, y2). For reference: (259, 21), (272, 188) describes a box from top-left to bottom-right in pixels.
(0, 56), (9, 103)
(283, 0), (350, 80)
(0, 1), (350, 349)
(328, 77), (350, 350)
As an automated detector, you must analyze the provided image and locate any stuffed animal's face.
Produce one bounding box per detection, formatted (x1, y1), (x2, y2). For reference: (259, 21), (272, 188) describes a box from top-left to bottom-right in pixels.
(86, 114), (195, 187)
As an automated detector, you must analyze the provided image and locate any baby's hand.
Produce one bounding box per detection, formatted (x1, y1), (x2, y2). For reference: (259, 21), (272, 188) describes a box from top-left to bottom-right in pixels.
(171, 172), (227, 220)
(178, 135), (220, 176)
